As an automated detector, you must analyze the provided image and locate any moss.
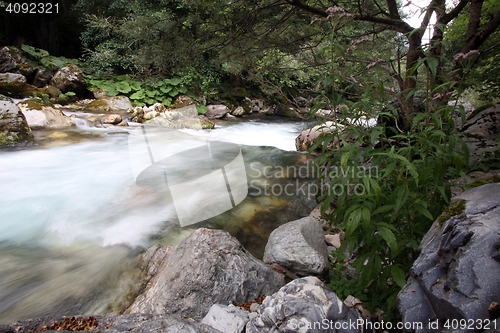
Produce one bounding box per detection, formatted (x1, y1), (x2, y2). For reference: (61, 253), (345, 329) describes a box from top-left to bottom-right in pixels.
(0, 132), (16, 146)
(19, 99), (44, 110)
(437, 199), (466, 225)
(85, 99), (110, 112)
(466, 174), (500, 189)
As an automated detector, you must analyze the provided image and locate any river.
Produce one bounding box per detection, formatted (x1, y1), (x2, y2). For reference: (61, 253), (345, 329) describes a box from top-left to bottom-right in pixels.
(0, 115), (317, 323)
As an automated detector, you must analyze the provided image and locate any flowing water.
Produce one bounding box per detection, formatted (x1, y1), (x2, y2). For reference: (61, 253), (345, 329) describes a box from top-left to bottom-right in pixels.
(0, 115), (315, 323)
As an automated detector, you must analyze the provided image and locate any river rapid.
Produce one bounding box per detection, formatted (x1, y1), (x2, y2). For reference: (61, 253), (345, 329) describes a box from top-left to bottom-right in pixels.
(0, 115), (316, 323)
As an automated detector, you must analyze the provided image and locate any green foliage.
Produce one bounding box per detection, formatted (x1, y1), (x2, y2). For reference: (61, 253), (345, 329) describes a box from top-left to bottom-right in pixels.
(87, 75), (189, 107)
(21, 44), (78, 71)
(315, 99), (468, 318)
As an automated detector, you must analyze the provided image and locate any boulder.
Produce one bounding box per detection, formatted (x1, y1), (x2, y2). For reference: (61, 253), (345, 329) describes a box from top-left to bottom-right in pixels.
(397, 183), (500, 331)
(128, 228), (285, 320)
(50, 64), (86, 95)
(0, 46), (34, 77)
(0, 73), (27, 96)
(0, 94), (33, 146)
(246, 276), (361, 333)
(461, 103), (500, 142)
(85, 96), (132, 113)
(206, 104), (229, 119)
(295, 121), (344, 152)
(202, 304), (250, 333)
(18, 100), (74, 128)
(231, 106), (246, 116)
(0, 314), (221, 333)
(32, 68), (54, 88)
(263, 216), (329, 276)
(101, 114), (123, 125)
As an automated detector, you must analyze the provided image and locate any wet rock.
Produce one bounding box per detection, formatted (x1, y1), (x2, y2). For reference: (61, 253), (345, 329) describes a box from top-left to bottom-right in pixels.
(206, 104), (229, 119)
(0, 94), (33, 146)
(50, 64), (86, 96)
(0, 73), (27, 96)
(263, 216), (329, 276)
(128, 228), (285, 320)
(0, 314), (221, 333)
(397, 183), (500, 331)
(101, 114), (123, 125)
(18, 100), (74, 128)
(85, 96), (132, 113)
(202, 304), (250, 333)
(246, 276), (361, 333)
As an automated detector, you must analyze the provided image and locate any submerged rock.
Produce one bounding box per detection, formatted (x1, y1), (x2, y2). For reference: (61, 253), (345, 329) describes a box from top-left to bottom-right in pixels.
(128, 228), (285, 320)
(0, 94), (33, 146)
(397, 183), (500, 331)
(246, 276), (360, 333)
(263, 216), (329, 276)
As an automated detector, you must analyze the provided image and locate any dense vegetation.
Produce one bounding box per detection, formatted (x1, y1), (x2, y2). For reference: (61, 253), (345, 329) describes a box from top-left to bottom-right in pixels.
(1, 0), (499, 320)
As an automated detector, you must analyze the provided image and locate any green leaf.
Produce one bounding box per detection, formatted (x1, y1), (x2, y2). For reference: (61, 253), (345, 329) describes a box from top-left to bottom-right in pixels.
(391, 265), (407, 288)
(378, 224), (397, 254)
(116, 81), (132, 94)
(426, 57), (439, 78)
(130, 90), (145, 100)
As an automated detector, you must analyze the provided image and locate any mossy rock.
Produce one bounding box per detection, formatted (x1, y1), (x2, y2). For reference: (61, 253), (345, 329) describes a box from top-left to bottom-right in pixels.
(18, 99), (45, 110)
(0, 73), (27, 96)
(437, 199), (466, 225)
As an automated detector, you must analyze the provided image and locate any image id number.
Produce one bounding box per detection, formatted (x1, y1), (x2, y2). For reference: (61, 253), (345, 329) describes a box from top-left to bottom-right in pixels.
(4, 3), (59, 14)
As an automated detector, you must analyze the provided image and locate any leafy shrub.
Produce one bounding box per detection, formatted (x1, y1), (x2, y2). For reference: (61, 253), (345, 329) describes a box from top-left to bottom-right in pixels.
(311, 98), (469, 318)
(87, 75), (189, 107)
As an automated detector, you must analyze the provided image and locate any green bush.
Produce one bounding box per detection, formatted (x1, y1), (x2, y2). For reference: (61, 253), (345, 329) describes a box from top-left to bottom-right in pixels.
(311, 98), (469, 319)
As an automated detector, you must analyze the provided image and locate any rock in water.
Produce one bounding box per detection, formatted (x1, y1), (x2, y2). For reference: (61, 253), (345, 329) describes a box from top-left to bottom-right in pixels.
(263, 216), (329, 276)
(128, 228), (285, 320)
(0, 94), (33, 146)
(246, 276), (361, 333)
(397, 183), (500, 330)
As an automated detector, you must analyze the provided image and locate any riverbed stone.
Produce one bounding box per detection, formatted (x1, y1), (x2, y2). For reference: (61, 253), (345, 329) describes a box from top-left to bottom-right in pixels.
(50, 64), (86, 96)
(295, 121), (344, 152)
(397, 183), (500, 331)
(0, 94), (33, 146)
(85, 96), (133, 113)
(263, 216), (329, 276)
(128, 228), (285, 320)
(202, 304), (250, 333)
(0, 314), (221, 333)
(18, 100), (74, 128)
(246, 276), (361, 333)
(206, 104), (229, 119)
(101, 114), (123, 125)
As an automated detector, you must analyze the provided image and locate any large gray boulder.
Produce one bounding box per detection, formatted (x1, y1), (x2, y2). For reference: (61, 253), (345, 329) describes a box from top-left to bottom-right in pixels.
(263, 216), (329, 276)
(128, 228), (285, 320)
(0, 94), (33, 146)
(202, 304), (250, 333)
(397, 183), (500, 332)
(18, 100), (74, 128)
(246, 276), (361, 333)
(50, 64), (86, 95)
(0, 314), (221, 333)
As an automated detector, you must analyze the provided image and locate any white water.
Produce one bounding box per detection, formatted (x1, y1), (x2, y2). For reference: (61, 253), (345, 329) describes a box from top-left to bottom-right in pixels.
(0, 116), (308, 322)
